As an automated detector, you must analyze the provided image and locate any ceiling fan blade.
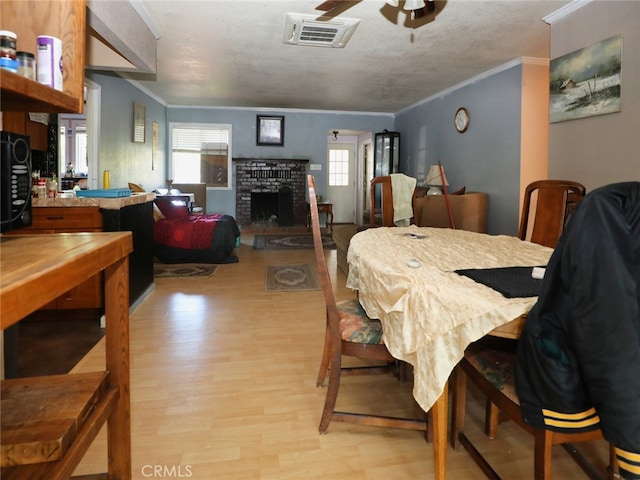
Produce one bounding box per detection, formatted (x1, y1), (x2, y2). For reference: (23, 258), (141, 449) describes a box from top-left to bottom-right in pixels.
(316, 0), (343, 11)
(315, 0), (362, 18)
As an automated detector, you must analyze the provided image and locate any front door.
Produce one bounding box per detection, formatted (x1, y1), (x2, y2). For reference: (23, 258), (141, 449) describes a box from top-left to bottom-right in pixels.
(326, 142), (356, 224)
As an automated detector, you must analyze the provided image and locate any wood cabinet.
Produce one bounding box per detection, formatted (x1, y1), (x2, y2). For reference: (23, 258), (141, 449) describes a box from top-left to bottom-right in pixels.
(0, 112), (49, 151)
(8, 207), (104, 310)
(24, 206), (103, 233)
(0, 1), (86, 113)
(1, 1), (85, 158)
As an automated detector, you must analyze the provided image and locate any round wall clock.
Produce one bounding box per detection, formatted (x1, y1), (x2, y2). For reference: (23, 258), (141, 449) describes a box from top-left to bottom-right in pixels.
(454, 107), (469, 133)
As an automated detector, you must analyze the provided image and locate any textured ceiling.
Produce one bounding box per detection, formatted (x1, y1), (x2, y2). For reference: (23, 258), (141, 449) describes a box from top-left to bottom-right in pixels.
(122, 0), (573, 113)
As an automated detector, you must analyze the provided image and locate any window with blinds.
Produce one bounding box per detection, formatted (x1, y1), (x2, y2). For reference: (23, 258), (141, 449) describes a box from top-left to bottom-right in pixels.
(170, 123), (232, 188)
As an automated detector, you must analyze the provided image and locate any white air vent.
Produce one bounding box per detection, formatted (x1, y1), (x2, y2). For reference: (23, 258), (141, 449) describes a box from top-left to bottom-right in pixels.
(283, 13), (360, 48)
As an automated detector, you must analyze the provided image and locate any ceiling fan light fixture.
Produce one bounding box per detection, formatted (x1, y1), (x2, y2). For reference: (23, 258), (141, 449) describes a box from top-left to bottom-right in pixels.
(386, 0), (435, 15)
(403, 0), (425, 10)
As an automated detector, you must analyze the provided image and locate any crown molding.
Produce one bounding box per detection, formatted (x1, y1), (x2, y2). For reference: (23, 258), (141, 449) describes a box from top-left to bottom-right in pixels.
(396, 57), (544, 115)
(543, 0), (593, 25)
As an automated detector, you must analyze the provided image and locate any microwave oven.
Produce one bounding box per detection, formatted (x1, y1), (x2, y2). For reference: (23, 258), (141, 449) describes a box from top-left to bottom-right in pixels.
(1, 131), (32, 233)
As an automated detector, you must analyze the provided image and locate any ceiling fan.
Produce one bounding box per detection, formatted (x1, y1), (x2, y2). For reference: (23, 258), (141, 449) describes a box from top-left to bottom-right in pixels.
(315, 0), (362, 17)
(316, 0), (436, 19)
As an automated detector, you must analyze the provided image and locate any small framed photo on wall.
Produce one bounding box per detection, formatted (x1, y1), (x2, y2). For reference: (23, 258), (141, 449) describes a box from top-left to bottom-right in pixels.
(256, 115), (284, 146)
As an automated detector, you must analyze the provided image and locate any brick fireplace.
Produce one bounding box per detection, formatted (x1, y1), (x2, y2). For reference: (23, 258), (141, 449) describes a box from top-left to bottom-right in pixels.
(233, 158), (309, 226)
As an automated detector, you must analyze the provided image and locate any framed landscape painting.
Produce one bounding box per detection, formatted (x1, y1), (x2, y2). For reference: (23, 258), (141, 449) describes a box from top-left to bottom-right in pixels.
(549, 35), (622, 123)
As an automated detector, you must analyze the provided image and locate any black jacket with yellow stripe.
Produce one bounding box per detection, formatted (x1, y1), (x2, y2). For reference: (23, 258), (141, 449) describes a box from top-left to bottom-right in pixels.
(515, 182), (640, 480)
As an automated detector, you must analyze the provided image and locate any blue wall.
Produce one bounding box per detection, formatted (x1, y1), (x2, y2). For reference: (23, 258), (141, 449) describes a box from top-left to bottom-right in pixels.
(88, 69), (523, 230)
(87, 72), (168, 193)
(89, 66), (524, 232)
(167, 108), (393, 215)
(395, 64), (524, 235)
(86, 70), (394, 217)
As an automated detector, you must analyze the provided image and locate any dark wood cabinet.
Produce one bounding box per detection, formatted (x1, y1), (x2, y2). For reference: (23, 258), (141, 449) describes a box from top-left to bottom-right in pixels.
(374, 130), (400, 177)
(373, 130), (401, 206)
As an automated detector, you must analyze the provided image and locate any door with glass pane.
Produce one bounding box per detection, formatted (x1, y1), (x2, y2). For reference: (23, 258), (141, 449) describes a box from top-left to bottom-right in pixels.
(327, 143), (356, 224)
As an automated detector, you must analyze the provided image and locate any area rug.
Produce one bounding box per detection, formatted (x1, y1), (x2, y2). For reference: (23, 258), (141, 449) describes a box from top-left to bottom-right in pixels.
(154, 263), (217, 278)
(253, 233), (336, 250)
(265, 264), (320, 292)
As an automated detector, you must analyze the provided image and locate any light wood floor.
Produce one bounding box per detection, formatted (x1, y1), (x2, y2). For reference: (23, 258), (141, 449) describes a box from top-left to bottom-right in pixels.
(72, 229), (610, 479)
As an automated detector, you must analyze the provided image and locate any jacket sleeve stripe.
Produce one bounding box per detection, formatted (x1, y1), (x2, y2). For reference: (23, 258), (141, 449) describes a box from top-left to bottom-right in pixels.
(542, 407), (601, 429)
(541, 407), (598, 420)
(544, 416), (601, 429)
(615, 447), (640, 479)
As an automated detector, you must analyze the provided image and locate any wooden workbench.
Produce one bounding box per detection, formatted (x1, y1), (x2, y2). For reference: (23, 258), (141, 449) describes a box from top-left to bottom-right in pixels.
(1, 232), (133, 479)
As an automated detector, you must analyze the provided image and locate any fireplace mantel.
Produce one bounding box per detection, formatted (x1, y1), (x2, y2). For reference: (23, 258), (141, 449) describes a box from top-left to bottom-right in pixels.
(233, 158), (309, 226)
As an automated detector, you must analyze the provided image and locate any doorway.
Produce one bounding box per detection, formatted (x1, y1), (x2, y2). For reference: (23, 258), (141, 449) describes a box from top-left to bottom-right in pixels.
(326, 141), (356, 224)
(59, 79), (100, 190)
(325, 130), (372, 225)
(58, 115), (87, 183)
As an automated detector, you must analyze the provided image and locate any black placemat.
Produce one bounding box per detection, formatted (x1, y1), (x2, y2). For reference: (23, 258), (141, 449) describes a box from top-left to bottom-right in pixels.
(454, 266), (545, 298)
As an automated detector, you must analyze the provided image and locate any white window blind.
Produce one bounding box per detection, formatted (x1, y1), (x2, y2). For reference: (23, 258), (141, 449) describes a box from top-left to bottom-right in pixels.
(170, 124), (231, 187)
(172, 127), (228, 154)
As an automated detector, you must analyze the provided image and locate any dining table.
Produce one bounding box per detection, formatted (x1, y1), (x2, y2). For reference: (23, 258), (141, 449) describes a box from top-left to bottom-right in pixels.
(346, 225), (553, 480)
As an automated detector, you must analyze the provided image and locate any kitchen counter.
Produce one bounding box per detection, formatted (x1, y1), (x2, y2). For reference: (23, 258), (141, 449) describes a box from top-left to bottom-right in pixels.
(32, 192), (155, 210)
(25, 192), (155, 307)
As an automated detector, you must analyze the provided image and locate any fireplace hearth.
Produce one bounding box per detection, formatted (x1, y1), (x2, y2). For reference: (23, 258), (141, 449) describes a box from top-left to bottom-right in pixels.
(251, 185), (294, 226)
(234, 158), (308, 226)
(251, 192), (278, 222)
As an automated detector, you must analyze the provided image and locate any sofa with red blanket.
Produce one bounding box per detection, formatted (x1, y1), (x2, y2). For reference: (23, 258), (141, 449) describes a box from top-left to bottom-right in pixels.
(153, 196), (240, 264)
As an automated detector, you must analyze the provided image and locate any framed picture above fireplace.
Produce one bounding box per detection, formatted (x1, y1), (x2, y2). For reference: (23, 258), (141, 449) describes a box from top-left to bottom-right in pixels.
(256, 115), (284, 146)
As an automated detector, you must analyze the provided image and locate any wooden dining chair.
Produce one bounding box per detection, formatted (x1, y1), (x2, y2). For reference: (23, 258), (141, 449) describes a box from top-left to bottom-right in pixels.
(483, 180), (588, 439)
(452, 339), (616, 480)
(518, 180), (586, 248)
(308, 175), (429, 435)
(369, 175), (418, 227)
